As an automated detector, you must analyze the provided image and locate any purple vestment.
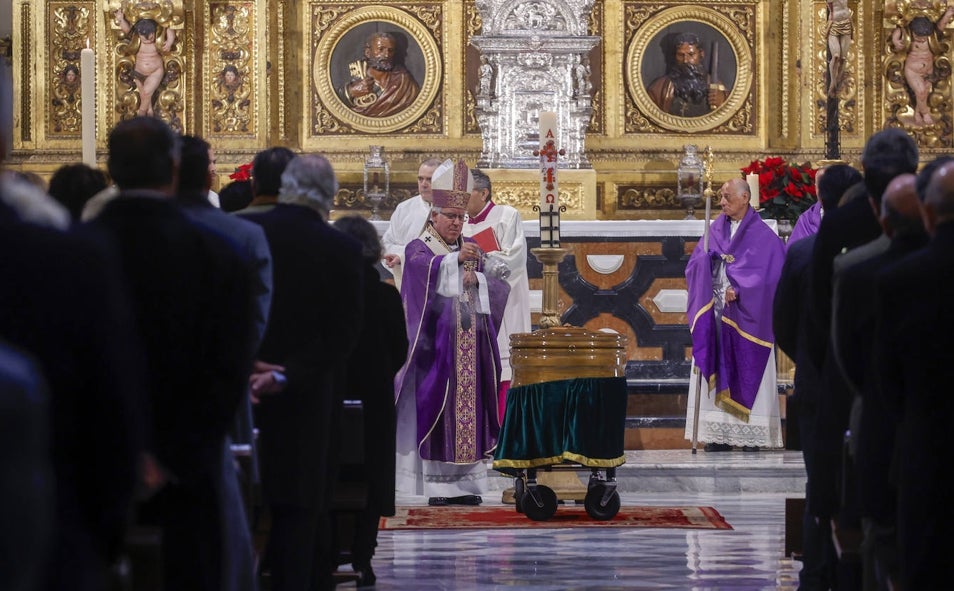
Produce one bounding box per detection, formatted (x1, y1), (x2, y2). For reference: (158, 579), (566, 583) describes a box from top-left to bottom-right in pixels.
(787, 201), (822, 248)
(686, 207), (785, 419)
(395, 227), (510, 463)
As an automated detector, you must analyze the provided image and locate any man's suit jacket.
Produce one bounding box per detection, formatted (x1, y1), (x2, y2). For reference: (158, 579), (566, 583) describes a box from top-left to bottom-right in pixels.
(241, 204), (364, 508)
(773, 235), (837, 518)
(91, 194), (253, 482)
(0, 200), (144, 590)
(833, 231), (926, 522)
(874, 223), (954, 590)
(346, 264), (407, 515)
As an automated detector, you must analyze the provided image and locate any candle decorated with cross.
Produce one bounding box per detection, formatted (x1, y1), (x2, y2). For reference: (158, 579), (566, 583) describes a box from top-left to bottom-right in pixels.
(535, 111), (564, 248)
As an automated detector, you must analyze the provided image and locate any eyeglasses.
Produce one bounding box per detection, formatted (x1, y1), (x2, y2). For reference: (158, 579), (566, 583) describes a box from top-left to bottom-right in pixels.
(438, 211), (466, 222)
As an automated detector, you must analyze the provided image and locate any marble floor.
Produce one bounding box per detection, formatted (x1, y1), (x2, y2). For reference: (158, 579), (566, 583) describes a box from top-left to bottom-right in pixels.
(337, 451), (805, 590)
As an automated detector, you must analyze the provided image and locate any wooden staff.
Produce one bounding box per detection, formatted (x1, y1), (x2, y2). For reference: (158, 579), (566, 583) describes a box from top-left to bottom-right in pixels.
(691, 148), (714, 454)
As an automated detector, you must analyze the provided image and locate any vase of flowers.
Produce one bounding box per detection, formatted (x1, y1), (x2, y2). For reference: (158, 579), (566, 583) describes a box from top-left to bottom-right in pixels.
(741, 157), (817, 224)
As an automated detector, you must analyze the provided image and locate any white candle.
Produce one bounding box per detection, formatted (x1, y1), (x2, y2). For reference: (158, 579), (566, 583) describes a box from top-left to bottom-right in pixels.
(81, 43), (96, 166)
(538, 111), (559, 247)
(746, 173), (759, 209)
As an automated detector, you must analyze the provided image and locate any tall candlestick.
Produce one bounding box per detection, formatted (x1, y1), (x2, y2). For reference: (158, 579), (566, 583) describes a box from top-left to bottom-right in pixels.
(81, 42), (96, 166)
(538, 111), (560, 248)
(746, 173), (759, 210)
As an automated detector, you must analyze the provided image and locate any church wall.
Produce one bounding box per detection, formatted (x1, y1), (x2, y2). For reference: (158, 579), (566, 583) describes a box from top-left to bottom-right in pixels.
(7, 1), (951, 220)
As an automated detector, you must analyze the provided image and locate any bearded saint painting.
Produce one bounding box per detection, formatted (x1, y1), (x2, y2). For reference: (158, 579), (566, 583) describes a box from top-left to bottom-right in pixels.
(646, 31), (731, 118)
(340, 31), (420, 118)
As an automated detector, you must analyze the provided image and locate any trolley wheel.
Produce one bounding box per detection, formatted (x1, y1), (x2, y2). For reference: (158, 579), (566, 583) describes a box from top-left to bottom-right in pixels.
(584, 483), (620, 520)
(523, 485), (558, 521)
(514, 477), (526, 514)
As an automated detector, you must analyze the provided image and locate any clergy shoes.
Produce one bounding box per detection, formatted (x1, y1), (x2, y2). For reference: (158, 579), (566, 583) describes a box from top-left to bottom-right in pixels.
(704, 442), (733, 452)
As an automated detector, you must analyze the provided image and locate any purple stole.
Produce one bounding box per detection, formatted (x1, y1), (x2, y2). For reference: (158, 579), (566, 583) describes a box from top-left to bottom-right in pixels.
(787, 201), (822, 248)
(686, 207), (785, 419)
(395, 225), (509, 463)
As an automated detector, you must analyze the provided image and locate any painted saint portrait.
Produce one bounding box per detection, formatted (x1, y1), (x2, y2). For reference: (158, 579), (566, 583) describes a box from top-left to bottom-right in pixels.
(642, 25), (737, 118)
(331, 25), (425, 118)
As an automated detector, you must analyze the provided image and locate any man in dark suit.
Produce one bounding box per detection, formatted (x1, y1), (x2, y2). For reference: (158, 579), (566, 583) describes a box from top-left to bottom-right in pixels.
(874, 159), (954, 590)
(774, 165), (861, 591)
(831, 173), (927, 590)
(176, 134), (271, 591)
(90, 116), (254, 591)
(0, 173), (145, 590)
(807, 129), (917, 550)
(241, 154), (364, 591)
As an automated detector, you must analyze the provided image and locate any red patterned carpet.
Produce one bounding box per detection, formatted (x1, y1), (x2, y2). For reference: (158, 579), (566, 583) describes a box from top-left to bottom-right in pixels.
(380, 505), (733, 530)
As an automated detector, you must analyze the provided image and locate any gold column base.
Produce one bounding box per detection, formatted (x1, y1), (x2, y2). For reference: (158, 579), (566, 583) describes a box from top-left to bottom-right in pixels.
(530, 246), (568, 329)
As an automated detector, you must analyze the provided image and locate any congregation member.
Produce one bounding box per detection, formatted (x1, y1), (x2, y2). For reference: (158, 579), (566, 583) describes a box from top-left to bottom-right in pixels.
(684, 177), (785, 452)
(808, 130), (918, 573)
(333, 214), (408, 588)
(47, 162), (109, 222)
(874, 159), (954, 590)
(381, 157), (441, 289)
(176, 134), (274, 591)
(394, 159), (510, 505)
(773, 164), (861, 591)
(788, 163), (862, 247)
(90, 117), (255, 591)
(831, 172), (926, 591)
(464, 167), (531, 423)
(1, 141), (144, 591)
(242, 154), (364, 591)
(233, 146), (297, 216)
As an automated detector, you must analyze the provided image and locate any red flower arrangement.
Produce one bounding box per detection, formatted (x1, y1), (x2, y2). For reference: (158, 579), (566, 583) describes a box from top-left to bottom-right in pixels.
(741, 157), (817, 224)
(229, 161), (253, 182)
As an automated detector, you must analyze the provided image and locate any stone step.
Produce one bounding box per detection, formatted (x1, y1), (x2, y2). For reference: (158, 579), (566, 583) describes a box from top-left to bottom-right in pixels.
(484, 449), (807, 497)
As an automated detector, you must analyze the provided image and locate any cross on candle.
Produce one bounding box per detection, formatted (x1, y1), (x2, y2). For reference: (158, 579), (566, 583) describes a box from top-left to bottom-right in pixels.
(535, 111), (564, 248)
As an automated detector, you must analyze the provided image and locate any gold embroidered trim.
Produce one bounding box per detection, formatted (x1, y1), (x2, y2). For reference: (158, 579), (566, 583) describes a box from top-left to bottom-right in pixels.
(492, 453), (627, 470)
(721, 316), (774, 349)
(715, 390), (752, 423)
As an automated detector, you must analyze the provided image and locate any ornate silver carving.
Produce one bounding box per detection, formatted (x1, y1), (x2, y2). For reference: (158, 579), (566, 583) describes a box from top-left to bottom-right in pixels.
(471, 0), (598, 169)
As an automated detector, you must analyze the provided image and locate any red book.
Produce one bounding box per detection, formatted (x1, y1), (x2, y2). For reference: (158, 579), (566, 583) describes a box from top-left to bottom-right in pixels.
(470, 227), (500, 253)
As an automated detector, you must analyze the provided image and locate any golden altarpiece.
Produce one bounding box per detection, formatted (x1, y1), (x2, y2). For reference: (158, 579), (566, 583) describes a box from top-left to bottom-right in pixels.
(13, 0), (954, 213)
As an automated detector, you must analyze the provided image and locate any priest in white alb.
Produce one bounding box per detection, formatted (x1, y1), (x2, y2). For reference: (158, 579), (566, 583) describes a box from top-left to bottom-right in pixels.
(381, 157), (441, 290)
(464, 167), (531, 422)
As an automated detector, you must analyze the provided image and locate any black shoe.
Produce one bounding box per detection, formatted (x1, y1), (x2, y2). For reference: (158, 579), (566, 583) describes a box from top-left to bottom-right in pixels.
(427, 496), (448, 506)
(742, 446), (760, 452)
(448, 494), (482, 505)
(704, 442), (733, 452)
(353, 563), (376, 588)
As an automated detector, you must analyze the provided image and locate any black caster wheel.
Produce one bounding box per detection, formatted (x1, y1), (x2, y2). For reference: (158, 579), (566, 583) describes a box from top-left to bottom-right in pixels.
(584, 483), (620, 520)
(514, 477), (526, 514)
(523, 484), (558, 521)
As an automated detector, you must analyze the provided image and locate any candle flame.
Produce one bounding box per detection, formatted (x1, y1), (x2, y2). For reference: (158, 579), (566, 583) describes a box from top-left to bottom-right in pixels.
(86, 39), (90, 49)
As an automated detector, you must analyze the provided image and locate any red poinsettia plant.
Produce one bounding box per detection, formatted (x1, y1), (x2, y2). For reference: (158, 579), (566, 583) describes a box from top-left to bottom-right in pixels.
(741, 157), (817, 224)
(229, 161), (253, 182)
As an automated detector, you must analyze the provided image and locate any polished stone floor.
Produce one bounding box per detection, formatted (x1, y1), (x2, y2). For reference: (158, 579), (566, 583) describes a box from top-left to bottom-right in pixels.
(337, 451), (805, 590)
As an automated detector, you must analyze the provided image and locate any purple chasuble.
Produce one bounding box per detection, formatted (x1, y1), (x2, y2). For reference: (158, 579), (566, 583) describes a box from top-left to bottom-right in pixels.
(787, 201), (822, 248)
(686, 207), (785, 419)
(395, 227), (510, 463)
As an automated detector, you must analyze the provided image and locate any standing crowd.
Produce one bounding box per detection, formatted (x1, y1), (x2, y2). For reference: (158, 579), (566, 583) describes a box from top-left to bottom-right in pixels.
(0, 116), (529, 591)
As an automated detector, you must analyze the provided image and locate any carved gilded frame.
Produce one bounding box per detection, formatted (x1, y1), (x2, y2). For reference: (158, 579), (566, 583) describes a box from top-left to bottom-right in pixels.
(625, 5), (754, 134)
(309, 5), (443, 136)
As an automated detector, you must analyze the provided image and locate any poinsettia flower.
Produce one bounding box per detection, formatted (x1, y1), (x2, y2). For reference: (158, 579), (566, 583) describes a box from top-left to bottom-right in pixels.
(229, 162), (253, 181)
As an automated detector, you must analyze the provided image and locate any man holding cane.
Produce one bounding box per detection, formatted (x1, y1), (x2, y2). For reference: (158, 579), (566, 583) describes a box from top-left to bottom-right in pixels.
(685, 178), (785, 452)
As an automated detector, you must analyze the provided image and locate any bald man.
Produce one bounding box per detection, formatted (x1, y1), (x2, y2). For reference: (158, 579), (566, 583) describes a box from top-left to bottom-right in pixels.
(830, 172), (927, 591)
(872, 160), (954, 590)
(684, 178), (786, 452)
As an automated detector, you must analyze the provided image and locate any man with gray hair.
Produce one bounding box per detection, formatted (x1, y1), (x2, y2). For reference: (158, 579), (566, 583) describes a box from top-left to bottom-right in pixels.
(240, 154), (364, 591)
